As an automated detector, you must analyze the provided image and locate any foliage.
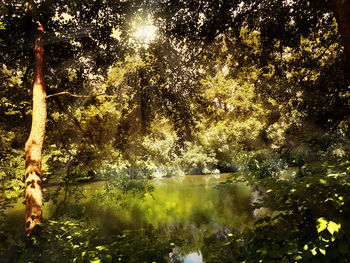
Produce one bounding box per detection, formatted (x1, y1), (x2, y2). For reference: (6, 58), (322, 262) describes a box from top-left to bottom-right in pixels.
(1, 0), (348, 181)
(211, 147), (350, 262)
(3, 220), (173, 263)
(0, 0), (350, 262)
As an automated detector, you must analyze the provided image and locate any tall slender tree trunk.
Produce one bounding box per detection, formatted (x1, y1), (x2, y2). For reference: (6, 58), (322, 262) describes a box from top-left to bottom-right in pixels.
(328, 0), (350, 71)
(24, 17), (46, 235)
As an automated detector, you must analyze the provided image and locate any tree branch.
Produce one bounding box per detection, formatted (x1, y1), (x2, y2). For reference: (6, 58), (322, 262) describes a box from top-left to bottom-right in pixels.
(46, 91), (116, 99)
(51, 96), (95, 144)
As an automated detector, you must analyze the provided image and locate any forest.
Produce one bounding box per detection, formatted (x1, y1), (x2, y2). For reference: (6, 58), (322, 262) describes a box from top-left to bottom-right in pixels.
(0, 0), (350, 262)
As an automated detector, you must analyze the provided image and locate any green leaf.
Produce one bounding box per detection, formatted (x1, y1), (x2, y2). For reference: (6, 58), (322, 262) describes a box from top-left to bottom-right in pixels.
(294, 255), (302, 260)
(316, 217), (328, 233)
(327, 221), (341, 235)
(96, 246), (105, 251)
(104, 255), (112, 262)
(319, 179), (327, 185)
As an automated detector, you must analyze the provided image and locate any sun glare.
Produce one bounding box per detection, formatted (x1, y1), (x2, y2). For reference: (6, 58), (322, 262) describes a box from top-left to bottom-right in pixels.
(131, 16), (157, 47)
(133, 24), (156, 43)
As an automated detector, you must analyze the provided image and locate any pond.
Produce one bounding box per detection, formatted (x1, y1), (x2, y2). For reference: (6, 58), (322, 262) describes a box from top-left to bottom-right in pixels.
(4, 174), (253, 262)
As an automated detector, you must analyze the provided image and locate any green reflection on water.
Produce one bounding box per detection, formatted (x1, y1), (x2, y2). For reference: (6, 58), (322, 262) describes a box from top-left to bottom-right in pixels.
(82, 174), (252, 232)
(83, 174), (252, 262)
(5, 174), (252, 262)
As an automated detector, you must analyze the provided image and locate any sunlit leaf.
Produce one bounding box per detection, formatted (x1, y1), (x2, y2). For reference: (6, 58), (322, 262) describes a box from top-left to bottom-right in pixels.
(96, 245), (105, 251)
(294, 255), (302, 260)
(327, 221), (341, 235)
(316, 217), (328, 233)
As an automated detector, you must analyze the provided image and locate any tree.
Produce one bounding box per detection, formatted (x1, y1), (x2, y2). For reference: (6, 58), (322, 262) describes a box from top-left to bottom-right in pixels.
(328, 0), (350, 66)
(0, 0), (207, 235)
(0, 0), (349, 239)
(24, 0), (46, 235)
(0, 0), (129, 235)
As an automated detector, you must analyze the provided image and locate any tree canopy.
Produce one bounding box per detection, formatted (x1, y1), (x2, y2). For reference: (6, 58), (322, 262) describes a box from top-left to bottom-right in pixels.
(0, 0), (350, 261)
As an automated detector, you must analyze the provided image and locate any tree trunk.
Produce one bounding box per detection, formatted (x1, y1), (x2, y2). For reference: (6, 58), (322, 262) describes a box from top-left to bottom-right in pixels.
(329, 0), (350, 69)
(24, 20), (46, 236)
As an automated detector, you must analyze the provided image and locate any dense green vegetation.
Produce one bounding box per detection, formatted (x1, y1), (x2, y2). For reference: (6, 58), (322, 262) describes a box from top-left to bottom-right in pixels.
(1, 0), (350, 262)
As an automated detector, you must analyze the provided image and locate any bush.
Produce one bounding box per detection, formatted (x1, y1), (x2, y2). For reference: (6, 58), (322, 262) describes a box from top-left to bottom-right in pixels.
(2, 220), (173, 263)
(219, 155), (350, 262)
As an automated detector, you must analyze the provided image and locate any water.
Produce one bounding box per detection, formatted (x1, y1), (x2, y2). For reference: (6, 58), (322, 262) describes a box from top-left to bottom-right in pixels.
(4, 174), (253, 262)
(184, 251), (203, 263)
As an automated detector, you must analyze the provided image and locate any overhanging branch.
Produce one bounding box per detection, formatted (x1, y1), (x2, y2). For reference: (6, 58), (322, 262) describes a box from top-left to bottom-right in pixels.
(46, 92), (115, 99)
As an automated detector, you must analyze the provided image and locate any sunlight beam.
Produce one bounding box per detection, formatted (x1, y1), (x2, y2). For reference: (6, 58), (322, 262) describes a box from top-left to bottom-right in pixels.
(131, 15), (157, 48)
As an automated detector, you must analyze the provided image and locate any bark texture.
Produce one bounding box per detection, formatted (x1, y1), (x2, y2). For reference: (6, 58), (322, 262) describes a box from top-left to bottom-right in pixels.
(329, 0), (350, 68)
(24, 20), (46, 235)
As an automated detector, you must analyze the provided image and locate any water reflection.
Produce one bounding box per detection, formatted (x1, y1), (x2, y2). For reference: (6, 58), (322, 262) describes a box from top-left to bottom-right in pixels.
(170, 249), (203, 263)
(83, 174), (252, 233)
(4, 174), (252, 262)
(184, 251), (203, 263)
